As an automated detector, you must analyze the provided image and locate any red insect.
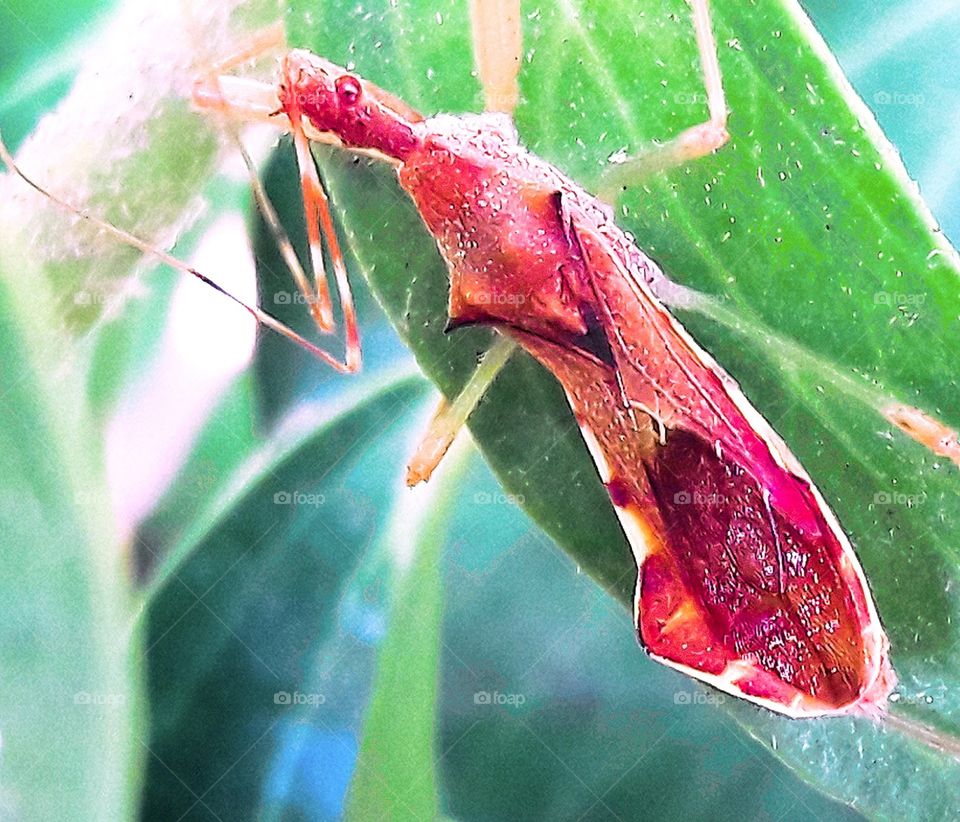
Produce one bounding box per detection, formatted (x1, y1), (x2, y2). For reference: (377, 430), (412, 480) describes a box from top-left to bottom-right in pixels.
(2, 0), (894, 718)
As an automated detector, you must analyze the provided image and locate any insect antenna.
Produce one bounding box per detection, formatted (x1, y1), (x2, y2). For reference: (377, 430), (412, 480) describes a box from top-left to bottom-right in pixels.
(0, 132), (359, 374)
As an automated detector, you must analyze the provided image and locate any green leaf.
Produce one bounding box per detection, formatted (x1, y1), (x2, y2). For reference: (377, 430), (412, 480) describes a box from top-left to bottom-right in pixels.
(135, 371), (259, 581)
(283, 0), (960, 814)
(0, 3), (285, 818)
(141, 376), (430, 819)
(344, 444), (467, 821)
(0, 232), (141, 819)
(1, 0), (281, 334)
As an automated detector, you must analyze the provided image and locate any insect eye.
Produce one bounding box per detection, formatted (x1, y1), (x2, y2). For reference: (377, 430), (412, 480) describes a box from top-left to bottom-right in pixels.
(336, 75), (362, 106)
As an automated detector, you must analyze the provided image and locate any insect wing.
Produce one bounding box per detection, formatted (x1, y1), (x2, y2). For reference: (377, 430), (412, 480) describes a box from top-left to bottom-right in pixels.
(567, 220), (894, 718)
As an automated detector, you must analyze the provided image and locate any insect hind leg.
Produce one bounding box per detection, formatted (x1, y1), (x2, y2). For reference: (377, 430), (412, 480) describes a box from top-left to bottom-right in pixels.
(469, 0), (522, 115)
(598, 0), (729, 201)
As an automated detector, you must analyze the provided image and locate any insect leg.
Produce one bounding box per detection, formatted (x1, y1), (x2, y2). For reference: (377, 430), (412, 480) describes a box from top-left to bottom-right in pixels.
(222, 124), (356, 341)
(598, 0), (729, 199)
(191, 22), (286, 121)
(208, 22), (285, 75)
(0, 134), (359, 374)
(406, 333), (516, 486)
(193, 24), (344, 333)
(469, 0), (522, 114)
(289, 114), (362, 370)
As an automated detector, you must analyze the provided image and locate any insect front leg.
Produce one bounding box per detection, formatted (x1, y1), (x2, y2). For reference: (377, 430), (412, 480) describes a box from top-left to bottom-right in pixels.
(598, 0), (729, 200)
(288, 116), (358, 361)
(230, 104), (362, 371)
(0, 22), (366, 376)
(192, 23), (287, 122)
(194, 38), (364, 371)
